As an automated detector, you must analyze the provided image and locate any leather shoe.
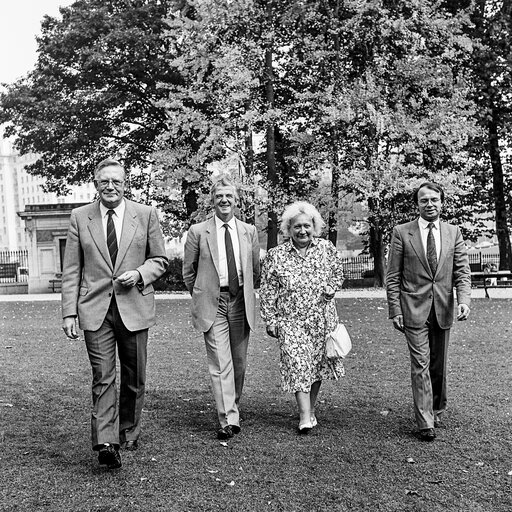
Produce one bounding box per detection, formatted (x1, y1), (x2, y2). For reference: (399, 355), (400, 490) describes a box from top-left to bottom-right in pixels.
(98, 444), (122, 469)
(418, 428), (436, 442)
(217, 426), (235, 440)
(123, 440), (138, 451)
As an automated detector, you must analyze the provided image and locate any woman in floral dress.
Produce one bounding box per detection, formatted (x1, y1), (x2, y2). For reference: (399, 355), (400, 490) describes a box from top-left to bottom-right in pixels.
(260, 201), (345, 434)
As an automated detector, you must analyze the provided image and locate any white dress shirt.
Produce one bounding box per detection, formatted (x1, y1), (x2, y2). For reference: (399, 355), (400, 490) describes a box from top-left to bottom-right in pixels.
(215, 215), (243, 287)
(418, 217), (441, 261)
(100, 199), (125, 247)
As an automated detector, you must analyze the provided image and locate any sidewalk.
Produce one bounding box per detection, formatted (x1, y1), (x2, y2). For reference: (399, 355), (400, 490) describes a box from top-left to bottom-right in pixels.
(1, 288), (511, 301)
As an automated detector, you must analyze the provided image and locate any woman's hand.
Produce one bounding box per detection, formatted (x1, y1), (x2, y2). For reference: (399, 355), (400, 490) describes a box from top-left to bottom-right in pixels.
(266, 324), (279, 338)
(322, 285), (335, 302)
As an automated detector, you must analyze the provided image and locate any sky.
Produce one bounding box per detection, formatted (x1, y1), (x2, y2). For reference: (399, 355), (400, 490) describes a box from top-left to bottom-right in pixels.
(0, 0), (74, 86)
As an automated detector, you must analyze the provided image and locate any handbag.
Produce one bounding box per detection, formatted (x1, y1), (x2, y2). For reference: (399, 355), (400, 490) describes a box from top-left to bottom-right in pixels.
(325, 323), (352, 359)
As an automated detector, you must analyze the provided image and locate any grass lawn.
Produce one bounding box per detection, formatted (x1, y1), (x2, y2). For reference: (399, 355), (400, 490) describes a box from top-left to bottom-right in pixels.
(0, 297), (511, 512)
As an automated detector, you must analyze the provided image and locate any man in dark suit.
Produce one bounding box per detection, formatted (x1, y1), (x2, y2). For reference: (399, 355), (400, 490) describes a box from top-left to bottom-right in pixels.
(386, 182), (471, 441)
(62, 158), (167, 468)
(183, 176), (260, 440)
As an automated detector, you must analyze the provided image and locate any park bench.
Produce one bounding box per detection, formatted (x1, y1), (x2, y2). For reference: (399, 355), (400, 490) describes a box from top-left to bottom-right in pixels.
(471, 270), (512, 298)
(49, 273), (62, 292)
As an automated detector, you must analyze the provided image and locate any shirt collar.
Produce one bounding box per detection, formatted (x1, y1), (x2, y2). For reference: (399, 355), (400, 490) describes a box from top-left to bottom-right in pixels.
(286, 237), (320, 252)
(100, 198), (125, 218)
(215, 215), (237, 231)
(418, 217), (440, 230)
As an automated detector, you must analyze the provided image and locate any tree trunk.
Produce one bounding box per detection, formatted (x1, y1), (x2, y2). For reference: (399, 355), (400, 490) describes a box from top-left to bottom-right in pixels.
(242, 126), (255, 224)
(367, 198), (386, 287)
(488, 107), (512, 270)
(327, 2), (341, 246)
(265, 2), (278, 250)
(328, 128), (340, 246)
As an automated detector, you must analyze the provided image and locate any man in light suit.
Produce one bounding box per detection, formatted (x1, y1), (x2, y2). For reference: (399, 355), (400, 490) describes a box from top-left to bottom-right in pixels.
(62, 158), (167, 468)
(183, 176), (260, 440)
(386, 182), (471, 441)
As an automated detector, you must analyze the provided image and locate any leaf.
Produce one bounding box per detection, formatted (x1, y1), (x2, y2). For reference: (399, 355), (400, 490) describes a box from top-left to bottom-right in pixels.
(227, 481), (235, 486)
(406, 457), (415, 464)
(405, 489), (420, 496)
(220, 442), (228, 447)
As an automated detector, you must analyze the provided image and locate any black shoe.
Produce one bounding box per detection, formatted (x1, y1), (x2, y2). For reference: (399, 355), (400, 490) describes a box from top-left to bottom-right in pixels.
(230, 425), (241, 435)
(98, 444), (122, 469)
(418, 428), (436, 442)
(217, 426), (235, 440)
(123, 440), (138, 451)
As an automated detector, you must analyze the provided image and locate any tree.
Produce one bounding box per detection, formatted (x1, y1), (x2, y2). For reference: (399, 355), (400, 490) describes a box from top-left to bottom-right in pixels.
(468, 0), (512, 270)
(0, 0), (180, 196)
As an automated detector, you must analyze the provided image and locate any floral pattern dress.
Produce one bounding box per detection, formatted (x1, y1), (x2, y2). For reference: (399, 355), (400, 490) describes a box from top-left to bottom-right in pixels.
(259, 237), (345, 393)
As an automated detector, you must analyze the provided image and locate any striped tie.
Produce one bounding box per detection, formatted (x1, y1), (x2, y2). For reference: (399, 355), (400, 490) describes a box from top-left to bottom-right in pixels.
(106, 209), (118, 267)
(427, 222), (437, 275)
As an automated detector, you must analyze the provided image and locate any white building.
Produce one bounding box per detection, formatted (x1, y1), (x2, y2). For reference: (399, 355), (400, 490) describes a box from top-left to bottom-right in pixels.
(0, 131), (96, 251)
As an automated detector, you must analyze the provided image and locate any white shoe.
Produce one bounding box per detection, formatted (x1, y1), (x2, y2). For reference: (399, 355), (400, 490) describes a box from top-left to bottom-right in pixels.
(310, 415), (318, 427)
(298, 421), (313, 434)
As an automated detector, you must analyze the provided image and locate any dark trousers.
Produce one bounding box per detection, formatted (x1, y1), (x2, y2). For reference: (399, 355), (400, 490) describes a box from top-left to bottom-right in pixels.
(84, 297), (148, 450)
(404, 307), (450, 429)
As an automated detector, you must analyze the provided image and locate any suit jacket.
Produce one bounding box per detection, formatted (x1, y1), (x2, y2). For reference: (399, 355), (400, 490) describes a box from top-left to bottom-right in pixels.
(182, 216), (260, 333)
(61, 199), (168, 332)
(386, 219), (471, 329)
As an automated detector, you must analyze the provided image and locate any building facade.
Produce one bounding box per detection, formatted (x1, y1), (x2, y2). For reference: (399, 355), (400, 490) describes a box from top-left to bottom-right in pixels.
(0, 132), (96, 252)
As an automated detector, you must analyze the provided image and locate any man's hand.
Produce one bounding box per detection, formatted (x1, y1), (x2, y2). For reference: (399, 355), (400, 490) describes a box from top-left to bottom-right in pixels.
(457, 303), (470, 321)
(116, 270), (142, 288)
(392, 314), (404, 332)
(63, 316), (79, 339)
(266, 324), (279, 338)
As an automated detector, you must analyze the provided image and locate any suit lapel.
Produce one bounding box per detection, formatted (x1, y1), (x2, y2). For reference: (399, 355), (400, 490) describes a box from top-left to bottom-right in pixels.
(236, 219), (248, 276)
(115, 200), (137, 272)
(87, 202), (113, 270)
(435, 222), (451, 276)
(408, 220), (432, 276)
(205, 217), (220, 277)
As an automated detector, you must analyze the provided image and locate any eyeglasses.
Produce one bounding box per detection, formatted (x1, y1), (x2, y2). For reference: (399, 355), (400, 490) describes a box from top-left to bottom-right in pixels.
(418, 198), (441, 206)
(96, 179), (125, 188)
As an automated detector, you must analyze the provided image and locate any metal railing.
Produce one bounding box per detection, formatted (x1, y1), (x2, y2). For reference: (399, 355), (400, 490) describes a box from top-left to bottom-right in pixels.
(0, 250), (29, 283)
(341, 254), (374, 279)
(468, 252), (499, 272)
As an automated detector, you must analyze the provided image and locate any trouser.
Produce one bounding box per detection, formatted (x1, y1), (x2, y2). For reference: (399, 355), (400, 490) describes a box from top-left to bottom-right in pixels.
(203, 288), (250, 428)
(404, 307), (450, 430)
(84, 297), (148, 449)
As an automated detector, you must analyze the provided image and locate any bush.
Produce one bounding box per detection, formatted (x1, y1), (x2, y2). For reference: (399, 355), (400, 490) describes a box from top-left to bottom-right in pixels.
(153, 257), (187, 292)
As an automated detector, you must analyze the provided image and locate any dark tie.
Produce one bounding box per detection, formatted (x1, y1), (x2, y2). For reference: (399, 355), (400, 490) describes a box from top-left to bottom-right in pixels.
(106, 209), (118, 267)
(223, 223), (239, 296)
(427, 222), (437, 275)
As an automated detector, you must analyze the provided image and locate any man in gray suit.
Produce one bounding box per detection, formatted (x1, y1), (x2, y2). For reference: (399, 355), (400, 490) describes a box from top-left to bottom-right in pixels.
(183, 176), (260, 440)
(386, 182), (471, 441)
(62, 158), (167, 468)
